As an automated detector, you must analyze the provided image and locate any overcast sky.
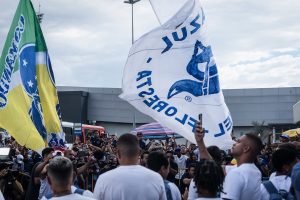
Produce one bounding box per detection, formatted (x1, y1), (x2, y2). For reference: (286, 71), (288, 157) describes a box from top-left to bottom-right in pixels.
(1, 0), (300, 89)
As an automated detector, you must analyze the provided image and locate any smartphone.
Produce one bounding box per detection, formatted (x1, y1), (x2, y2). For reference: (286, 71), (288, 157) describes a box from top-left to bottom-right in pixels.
(198, 114), (202, 124)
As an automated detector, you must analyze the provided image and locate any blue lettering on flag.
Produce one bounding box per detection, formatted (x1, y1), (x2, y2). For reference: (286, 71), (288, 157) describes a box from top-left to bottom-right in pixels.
(223, 116), (233, 131)
(214, 123), (225, 137)
(161, 13), (203, 54)
(136, 70), (200, 133)
(0, 15), (25, 108)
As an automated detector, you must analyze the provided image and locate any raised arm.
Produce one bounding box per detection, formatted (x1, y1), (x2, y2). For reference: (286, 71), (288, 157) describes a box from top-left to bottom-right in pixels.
(194, 120), (212, 160)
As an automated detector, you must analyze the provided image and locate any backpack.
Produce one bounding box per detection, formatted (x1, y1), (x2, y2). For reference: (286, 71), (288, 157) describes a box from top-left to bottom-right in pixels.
(163, 180), (173, 200)
(263, 181), (294, 200)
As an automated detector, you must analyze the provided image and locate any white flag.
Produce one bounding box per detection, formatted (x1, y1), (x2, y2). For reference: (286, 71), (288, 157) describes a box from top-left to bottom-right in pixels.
(120, 0), (233, 149)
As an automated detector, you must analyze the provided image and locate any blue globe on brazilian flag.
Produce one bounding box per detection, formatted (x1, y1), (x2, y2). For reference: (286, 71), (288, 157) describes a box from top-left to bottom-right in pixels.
(0, 0), (63, 151)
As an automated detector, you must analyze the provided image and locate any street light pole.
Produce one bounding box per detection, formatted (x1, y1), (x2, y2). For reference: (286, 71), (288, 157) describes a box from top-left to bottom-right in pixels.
(124, 0), (140, 129)
(124, 0), (140, 45)
(131, 3), (134, 44)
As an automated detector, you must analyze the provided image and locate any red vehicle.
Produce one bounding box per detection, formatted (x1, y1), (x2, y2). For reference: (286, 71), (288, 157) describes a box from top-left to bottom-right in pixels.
(81, 124), (105, 144)
(62, 122), (105, 144)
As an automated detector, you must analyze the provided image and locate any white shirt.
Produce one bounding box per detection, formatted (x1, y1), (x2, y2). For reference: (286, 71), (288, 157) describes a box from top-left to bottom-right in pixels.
(0, 191), (4, 200)
(174, 155), (189, 179)
(188, 179), (198, 200)
(46, 193), (95, 200)
(41, 186), (94, 200)
(193, 149), (200, 161)
(221, 163), (262, 200)
(195, 198), (221, 200)
(93, 165), (167, 200)
(269, 172), (276, 179)
(168, 181), (181, 200)
(39, 178), (52, 199)
(71, 186), (94, 198)
(225, 165), (237, 175)
(260, 175), (291, 200)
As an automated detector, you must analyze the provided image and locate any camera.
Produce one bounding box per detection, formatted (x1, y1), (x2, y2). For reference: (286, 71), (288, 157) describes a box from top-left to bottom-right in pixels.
(0, 161), (19, 182)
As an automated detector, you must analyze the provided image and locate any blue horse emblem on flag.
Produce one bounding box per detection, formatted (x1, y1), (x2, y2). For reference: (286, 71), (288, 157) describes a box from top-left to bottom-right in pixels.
(167, 40), (220, 99)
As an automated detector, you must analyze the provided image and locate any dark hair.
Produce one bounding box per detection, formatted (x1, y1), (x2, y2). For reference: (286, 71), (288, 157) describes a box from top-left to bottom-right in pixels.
(94, 150), (105, 160)
(194, 159), (224, 196)
(47, 157), (73, 186)
(207, 146), (222, 165)
(117, 134), (139, 158)
(147, 151), (169, 172)
(188, 163), (197, 171)
(141, 151), (149, 159)
(245, 133), (263, 157)
(166, 150), (173, 155)
(272, 148), (297, 172)
(278, 143), (300, 160)
(278, 143), (297, 153)
(42, 147), (54, 158)
(189, 152), (195, 157)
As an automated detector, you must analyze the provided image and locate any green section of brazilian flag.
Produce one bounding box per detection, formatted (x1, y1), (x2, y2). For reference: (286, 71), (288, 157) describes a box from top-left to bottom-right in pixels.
(0, 0), (62, 151)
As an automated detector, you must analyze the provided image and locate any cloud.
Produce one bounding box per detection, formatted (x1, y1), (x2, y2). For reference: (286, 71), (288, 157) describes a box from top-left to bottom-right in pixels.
(0, 0), (299, 89)
(219, 51), (300, 89)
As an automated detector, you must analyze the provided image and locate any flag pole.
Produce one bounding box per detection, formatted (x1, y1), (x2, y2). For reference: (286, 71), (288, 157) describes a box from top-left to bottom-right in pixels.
(149, 0), (162, 25)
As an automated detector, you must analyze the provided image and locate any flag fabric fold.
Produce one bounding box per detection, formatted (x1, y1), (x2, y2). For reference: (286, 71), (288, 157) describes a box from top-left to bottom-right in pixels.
(0, 0), (63, 152)
(120, 0), (233, 149)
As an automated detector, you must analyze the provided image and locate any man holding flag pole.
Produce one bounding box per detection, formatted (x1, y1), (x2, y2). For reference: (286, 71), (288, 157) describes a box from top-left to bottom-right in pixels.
(0, 0), (63, 152)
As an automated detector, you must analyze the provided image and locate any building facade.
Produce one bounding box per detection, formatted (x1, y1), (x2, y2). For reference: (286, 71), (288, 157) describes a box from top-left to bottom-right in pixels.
(57, 86), (300, 138)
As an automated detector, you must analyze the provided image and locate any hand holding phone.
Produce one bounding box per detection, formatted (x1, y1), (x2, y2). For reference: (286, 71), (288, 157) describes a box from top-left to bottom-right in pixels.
(198, 114), (202, 125)
(195, 113), (205, 144)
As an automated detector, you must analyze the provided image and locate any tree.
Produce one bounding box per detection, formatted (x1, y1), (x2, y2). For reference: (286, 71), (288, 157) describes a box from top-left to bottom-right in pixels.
(251, 121), (270, 140)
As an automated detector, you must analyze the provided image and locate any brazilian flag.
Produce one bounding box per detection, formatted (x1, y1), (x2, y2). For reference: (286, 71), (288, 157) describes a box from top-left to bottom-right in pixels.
(0, 0), (62, 151)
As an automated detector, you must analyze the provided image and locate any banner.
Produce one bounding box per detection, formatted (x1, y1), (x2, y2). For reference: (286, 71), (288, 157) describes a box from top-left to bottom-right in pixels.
(0, 0), (63, 151)
(120, 0), (233, 149)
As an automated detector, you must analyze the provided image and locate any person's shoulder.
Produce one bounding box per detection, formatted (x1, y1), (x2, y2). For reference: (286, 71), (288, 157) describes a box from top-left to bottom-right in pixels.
(96, 166), (120, 181)
(51, 193), (95, 200)
(73, 193), (95, 200)
(168, 182), (179, 191)
(138, 166), (164, 181)
(139, 165), (162, 176)
(292, 163), (300, 180)
(226, 165), (242, 176)
(270, 175), (291, 186)
(99, 165), (159, 178)
(235, 163), (256, 171)
(71, 186), (94, 198)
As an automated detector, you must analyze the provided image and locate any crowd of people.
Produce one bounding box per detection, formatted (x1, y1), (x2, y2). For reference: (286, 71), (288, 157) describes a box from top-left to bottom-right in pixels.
(0, 122), (299, 200)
